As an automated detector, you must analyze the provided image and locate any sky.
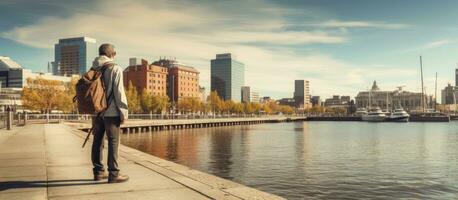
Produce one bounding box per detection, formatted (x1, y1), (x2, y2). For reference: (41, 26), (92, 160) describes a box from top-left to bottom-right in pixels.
(1, 0), (458, 101)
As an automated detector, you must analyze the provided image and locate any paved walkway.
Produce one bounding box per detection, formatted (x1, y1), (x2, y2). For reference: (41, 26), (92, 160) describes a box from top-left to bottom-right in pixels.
(0, 124), (284, 200)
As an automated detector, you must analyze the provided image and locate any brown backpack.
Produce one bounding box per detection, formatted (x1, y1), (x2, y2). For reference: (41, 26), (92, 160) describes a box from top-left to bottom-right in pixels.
(74, 63), (114, 114)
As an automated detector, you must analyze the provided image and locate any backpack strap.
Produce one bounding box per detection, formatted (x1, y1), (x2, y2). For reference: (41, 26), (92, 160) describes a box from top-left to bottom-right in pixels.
(100, 63), (116, 115)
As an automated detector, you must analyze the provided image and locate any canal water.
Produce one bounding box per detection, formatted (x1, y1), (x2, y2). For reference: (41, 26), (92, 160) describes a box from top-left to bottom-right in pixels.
(121, 122), (458, 199)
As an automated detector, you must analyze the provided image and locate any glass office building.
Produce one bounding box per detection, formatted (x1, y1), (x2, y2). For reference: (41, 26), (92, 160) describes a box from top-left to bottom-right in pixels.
(211, 53), (245, 102)
(53, 37), (97, 76)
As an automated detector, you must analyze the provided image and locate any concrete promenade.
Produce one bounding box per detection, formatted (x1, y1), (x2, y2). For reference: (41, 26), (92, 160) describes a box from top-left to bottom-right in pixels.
(0, 124), (284, 200)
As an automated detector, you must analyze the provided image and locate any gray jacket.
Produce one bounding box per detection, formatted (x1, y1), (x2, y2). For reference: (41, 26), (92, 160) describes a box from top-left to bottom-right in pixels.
(91, 56), (129, 120)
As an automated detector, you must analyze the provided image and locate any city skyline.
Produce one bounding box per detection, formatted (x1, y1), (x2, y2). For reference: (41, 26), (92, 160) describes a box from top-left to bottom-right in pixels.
(2, 0), (458, 101)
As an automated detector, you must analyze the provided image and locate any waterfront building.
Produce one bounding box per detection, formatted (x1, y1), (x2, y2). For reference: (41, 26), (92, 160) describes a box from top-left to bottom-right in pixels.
(199, 86), (206, 103)
(260, 96), (273, 104)
(123, 58), (168, 96)
(441, 83), (458, 105)
(250, 90), (260, 103)
(211, 53), (245, 102)
(294, 80), (311, 109)
(0, 56), (75, 111)
(310, 96), (322, 107)
(278, 98), (296, 107)
(355, 81), (434, 111)
(53, 37), (97, 76)
(0, 56), (74, 88)
(324, 95), (351, 108)
(152, 58), (200, 102)
(241, 86), (250, 103)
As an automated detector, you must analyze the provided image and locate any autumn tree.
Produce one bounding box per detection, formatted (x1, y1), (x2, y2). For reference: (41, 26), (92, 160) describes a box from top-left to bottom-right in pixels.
(244, 102), (254, 114)
(140, 90), (153, 113)
(208, 91), (223, 114)
(125, 81), (140, 113)
(233, 102), (244, 114)
(22, 78), (71, 113)
(59, 77), (79, 113)
(151, 95), (170, 114)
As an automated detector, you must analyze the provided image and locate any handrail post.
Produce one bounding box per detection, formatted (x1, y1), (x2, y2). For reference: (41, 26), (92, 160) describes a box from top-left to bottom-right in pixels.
(6, 109), (12, 130)
(24, 112), (28, 126)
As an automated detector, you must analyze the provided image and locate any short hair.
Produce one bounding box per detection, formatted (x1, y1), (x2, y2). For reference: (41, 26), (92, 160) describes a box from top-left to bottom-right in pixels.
(98, 43), (116, 57)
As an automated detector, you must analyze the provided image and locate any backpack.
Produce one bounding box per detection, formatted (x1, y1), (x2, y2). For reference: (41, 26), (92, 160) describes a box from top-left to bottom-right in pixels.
(74, 63), (114, 114)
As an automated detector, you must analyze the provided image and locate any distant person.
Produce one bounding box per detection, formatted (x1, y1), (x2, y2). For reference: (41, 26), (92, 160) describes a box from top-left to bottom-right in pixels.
(91, 43), (129, 183)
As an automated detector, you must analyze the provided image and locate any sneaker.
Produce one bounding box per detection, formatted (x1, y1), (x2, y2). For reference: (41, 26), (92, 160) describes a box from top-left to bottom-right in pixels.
(108, 174), (129, 183)
(94, 171), (109, 181)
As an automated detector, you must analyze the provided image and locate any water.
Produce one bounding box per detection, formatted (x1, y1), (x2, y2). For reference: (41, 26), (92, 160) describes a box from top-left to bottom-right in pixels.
(121, 122), (458, 199)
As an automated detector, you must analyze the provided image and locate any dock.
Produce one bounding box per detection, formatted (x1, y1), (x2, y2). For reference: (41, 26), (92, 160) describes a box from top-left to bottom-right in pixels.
(73, 116), (308, 134)
(0, 124), (285, 200)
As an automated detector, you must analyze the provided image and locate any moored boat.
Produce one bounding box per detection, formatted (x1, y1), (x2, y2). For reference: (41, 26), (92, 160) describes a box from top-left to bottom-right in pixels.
(386, 108), (409, 122)
(362, 107), (386, 122)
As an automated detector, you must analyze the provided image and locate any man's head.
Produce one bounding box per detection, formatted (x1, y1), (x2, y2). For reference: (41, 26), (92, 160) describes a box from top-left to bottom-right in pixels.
(99, 43), (116, 58)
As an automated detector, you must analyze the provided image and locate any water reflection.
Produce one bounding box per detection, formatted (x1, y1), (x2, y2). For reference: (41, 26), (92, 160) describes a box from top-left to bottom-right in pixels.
(121, 122), (458, 199)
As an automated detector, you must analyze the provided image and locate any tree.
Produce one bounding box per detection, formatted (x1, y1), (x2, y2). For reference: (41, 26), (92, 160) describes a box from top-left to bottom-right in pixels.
(251, 102), (262, 114)
(279, 105), (294, 115)
(233, 102), (244, 114)
(310, 105), (324, 114)
(244, 102), (254, 114)
(125, 81), (140, 113)
(178, 97), (192, 113)
(151, 95), (170, 114)
(59, 77), (79, 113)
(140, 90), (153, 113)
(208, 91), (223, 114)
(22, 78), (70, 113)
(223, 100), (235, 114)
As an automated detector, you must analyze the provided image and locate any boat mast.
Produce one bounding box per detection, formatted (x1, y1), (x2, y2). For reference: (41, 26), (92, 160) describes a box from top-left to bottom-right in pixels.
(386, 91), (389, 111)
(369, 88), (372, 109)
(420, 56), (425, 112)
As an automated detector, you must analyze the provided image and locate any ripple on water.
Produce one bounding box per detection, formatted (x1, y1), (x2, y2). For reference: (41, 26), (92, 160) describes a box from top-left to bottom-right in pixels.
(121, 122), (458, 199)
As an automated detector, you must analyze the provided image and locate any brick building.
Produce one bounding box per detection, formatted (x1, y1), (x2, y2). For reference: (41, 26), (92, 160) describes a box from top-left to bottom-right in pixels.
(152, 59), (200, 103)
(124, 58), (200, 103)
(123, 58), (168, 96)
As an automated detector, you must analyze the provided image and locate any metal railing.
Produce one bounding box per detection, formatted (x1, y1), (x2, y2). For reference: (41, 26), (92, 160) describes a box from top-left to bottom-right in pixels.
(0, 113), (308, 130)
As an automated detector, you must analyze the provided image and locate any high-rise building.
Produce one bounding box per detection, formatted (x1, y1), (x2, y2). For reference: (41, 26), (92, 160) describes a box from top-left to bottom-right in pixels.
(241, 86), (250, 103)
(455, 68), (458, 86)
(211, 53), (245, 102)
(53, 37), (97, 76)
(123, 58), (168, 96)
(152, 58), (200, 103)
(294, 80), (311, 109)
(441, 83), (458, 105)
(250, 91), (260, 103)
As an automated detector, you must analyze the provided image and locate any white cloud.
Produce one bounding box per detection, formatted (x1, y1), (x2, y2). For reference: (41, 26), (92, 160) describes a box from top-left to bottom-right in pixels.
(399, 39), (453, 53)
(0, 0), (411, 99)
(318, 20), (407, 29)
(422, 39), (452, 49)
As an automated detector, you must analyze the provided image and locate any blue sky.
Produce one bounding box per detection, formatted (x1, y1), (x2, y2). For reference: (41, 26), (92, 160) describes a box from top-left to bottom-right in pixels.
(1, 0), (458, 100)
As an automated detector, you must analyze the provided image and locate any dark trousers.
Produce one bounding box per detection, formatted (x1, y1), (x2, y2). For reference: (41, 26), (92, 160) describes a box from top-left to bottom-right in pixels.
(91, 116), (121, 177)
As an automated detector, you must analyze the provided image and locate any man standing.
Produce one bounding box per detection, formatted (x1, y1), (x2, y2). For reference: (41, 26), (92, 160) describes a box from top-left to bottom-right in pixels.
(91, 44), (129, 183)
